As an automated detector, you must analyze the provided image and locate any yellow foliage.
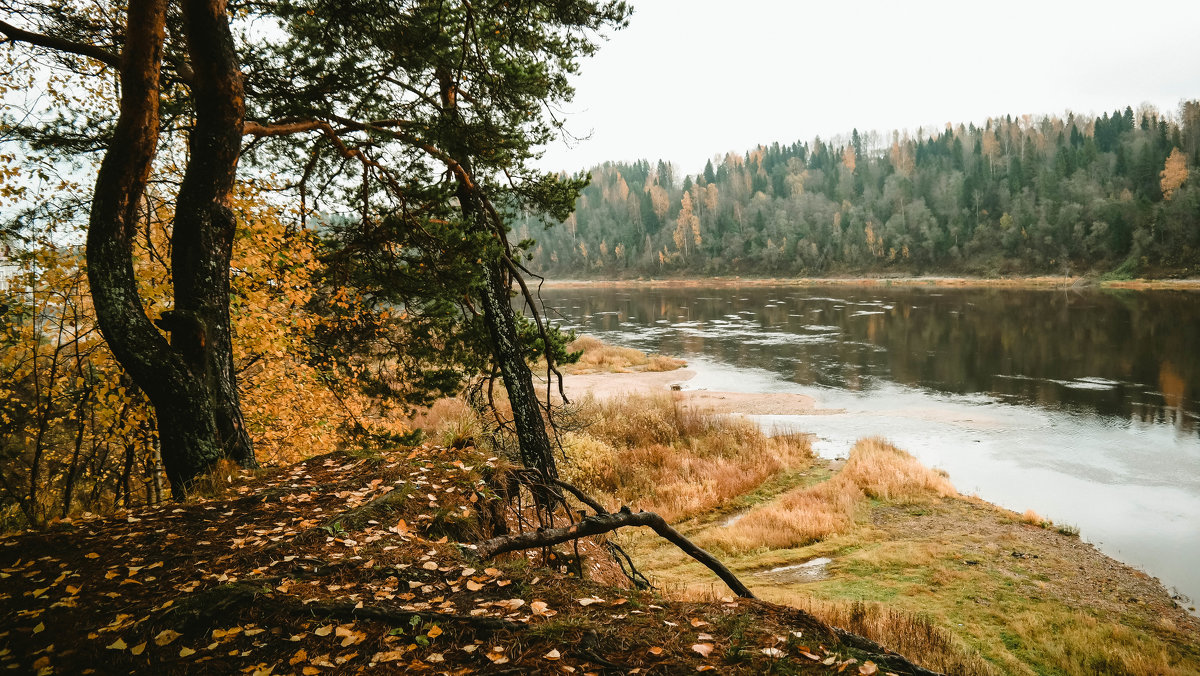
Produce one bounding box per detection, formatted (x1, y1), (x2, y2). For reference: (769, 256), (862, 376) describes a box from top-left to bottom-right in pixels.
(0, 178), (405, 526)
(1160, 147), (1188, 200)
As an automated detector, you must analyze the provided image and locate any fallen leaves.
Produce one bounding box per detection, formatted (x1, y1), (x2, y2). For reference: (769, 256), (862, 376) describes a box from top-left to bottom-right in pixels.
(153, 629), (181, 646)
(691, 643), (714, 657)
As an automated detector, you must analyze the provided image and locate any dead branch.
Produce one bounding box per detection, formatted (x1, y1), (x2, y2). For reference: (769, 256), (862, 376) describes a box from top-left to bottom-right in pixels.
(473, 505), (755, 599)
(0, 18), (120, 68)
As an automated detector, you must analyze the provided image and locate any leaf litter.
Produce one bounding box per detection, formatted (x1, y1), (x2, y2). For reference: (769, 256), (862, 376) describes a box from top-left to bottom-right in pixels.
(0, 444), (928, 674)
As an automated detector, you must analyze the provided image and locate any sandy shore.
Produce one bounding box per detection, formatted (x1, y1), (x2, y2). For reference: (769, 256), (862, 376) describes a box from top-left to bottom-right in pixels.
(546, 368), (841, 416)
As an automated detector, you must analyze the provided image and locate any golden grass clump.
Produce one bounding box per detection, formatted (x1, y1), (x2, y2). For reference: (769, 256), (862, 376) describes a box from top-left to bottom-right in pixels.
(560, 335), (686, 374)
(561, 393), (812, 521)
(703, 437), (955, 553)
(1020, 508), (1047, 526)
(839, 437), (956, 501)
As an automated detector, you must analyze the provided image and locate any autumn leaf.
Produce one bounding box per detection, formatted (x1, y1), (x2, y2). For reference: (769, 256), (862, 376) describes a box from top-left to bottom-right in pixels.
(154, 629), (181, 646)
(530, 600), (556, 617)
(314, 625), (333, 637)
(648, 647), (663, 656)
(178, 646), (195, 657)
(692, 643), (713, 657)
(371, 650), (406, 663)
(427, 625), (443, 639)
(106, 638), (127, 651)
(761, 647), (785, 658)
(131, 642), (146, 656)
(859, 661), (879, 675)
(544, 649), (561, 660)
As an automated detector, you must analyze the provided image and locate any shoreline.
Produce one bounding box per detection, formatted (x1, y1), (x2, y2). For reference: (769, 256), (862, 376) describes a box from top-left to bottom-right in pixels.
(552, 368), (845, 416)
(537, 275), (1200, 291)
(558, 367), (1197, 614)
(560, 366), (1200, 670)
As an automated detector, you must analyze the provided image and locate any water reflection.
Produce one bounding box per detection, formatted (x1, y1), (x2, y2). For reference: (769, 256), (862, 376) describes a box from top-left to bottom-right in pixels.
(538, 286), (1200, 436)
(530, 285), (1200, 608)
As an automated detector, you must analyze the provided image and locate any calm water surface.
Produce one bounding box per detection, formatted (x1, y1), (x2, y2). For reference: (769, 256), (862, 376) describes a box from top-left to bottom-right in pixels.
(536, 285), (1200, 609)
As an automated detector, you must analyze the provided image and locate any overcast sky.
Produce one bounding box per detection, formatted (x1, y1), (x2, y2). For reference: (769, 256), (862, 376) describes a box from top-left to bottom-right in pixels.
(535, 0), (1200, 177)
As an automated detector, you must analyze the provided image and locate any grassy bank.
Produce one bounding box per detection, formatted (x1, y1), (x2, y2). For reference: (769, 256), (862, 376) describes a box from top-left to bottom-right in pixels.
(544, 392), (1200, 676)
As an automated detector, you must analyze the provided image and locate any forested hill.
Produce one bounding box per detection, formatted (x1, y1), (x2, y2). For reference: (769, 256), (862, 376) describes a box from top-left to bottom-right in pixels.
(517, 103), (1200, 278)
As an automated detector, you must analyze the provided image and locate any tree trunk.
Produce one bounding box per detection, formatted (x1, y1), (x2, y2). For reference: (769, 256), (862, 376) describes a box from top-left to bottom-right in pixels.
(173, 0), (255, 468)
(86, 0), (226, 497)
(476, 257), (559, 487)
(438, 73), (558, 503)
(86, 0), (253, 496)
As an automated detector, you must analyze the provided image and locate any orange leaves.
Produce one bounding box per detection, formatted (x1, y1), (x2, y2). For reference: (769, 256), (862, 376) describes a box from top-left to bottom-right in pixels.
(1161, 147), (1189, 200)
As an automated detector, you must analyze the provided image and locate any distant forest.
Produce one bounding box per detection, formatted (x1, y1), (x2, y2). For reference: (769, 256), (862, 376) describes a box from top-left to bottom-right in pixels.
(517, 103), (1199, 277)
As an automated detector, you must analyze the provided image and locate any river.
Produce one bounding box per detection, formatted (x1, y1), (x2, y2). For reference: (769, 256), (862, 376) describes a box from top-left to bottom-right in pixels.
(534, 284), (1200, 610)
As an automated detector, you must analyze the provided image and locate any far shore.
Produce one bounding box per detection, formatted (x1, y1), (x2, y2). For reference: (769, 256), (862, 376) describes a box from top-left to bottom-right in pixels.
(537, 275), (1200, 291)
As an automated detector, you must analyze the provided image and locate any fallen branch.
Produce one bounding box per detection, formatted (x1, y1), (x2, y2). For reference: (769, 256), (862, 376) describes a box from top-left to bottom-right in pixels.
(474, 506), (755, 599)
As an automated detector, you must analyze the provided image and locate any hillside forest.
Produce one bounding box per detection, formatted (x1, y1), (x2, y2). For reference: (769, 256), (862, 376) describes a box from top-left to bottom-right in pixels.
(519, 103), (1199, 278)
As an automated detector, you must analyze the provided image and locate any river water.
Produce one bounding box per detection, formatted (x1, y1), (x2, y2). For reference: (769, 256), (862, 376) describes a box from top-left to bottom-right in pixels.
(534, 284), (1200, 609)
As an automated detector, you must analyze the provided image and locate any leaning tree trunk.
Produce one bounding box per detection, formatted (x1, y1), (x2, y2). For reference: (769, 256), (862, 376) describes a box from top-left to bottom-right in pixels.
(476, 256), (560, 488)
(172, 0), (255, 467)
(437, 74), (558, 504)
(86, 0), (224, 496)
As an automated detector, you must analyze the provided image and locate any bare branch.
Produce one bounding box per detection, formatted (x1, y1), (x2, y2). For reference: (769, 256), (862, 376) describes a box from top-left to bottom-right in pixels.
(474, 506), (756, 599)
(0, 18), (120, 68)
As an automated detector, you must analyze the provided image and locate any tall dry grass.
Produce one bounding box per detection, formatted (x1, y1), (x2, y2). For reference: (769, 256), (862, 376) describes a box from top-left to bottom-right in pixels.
(560, 393), (812, 521)
(559, 335), (686, 374)
(779, 597), (1001, 676)
(702, 437), (955, 553)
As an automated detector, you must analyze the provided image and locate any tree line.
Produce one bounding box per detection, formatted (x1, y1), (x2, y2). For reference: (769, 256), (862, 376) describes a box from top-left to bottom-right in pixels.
(521, 103), (1199, 277)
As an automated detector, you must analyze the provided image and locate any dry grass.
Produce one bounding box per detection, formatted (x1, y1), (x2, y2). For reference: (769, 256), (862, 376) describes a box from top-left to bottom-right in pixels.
(406, 397), (485, 450)
(1020, 508), (1046, 526)
(701, 438), (955, 553)
(781, 597), (1001, 676)
(560, 393), (812, 521)
(559, 335), (686, 374)
(839, 437), (956, 501)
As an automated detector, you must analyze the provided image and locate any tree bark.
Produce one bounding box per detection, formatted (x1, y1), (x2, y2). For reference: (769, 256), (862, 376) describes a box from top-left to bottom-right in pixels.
(173, 0), (255, 467)
(86, 0), (225, 496)
(85, 0), (256, 496)
(476, 257), (559, 487)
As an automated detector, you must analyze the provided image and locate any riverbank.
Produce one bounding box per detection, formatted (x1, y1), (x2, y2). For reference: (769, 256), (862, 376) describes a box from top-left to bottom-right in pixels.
(551, 364), (1200, 675)
(539, 275), (1200, 291)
